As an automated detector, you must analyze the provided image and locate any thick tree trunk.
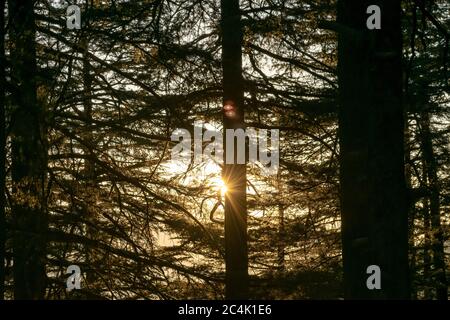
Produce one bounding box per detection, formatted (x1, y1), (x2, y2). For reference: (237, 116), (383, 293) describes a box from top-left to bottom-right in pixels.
(419, 112), (448, 300)
(9, 0), (47, 299)
(221, 0), (248, 299)
(338, 0), (410, 299)
(0, 0), (6, 300)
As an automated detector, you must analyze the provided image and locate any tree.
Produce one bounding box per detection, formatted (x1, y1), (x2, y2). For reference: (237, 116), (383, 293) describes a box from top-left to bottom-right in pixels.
(221, 0), (248, 299)
(337, 0), (410, 298)
(403, 0), (449, 299)
(416, 84), (448, 300)
(0, 0), (6, 300)
(8, 0), (47, 299)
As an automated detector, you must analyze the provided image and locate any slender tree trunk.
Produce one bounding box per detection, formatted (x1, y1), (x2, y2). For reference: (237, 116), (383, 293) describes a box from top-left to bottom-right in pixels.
(8, 0), (47, 299)
(277, 203), (285, 272)
(419, 112), (448, 300)
(405, 123), (417, 300)
(0, 0), (6, 300)
(422, 197), (432, 299)
(277, 171), (285, 272)
(81, 35), (98, 292)
(338, 0), (410, 298)
(221, 0), (248, 299)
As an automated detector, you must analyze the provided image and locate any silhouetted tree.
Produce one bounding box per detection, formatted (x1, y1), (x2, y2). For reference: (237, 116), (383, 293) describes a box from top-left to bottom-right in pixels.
(0, 0), (6, 300)
(221, 0), (248, 300)
(8, 0), (47, 299)
(337, 0), (410, 299)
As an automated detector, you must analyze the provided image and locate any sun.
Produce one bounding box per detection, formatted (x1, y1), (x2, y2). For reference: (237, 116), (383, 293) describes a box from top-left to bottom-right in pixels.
(218, 179), (228, 196)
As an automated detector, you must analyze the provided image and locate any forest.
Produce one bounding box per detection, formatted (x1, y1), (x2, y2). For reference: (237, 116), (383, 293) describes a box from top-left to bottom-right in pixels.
(0, 0), (449, 300)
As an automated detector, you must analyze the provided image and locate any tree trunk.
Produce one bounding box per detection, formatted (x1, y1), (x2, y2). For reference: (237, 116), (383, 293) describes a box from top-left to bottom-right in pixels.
(0, 0), (6, 300)
(338, 0), (410, 299)
(405, 123), (417, 299)
(422, 197), (432, 299)
(82, 47), (97, 294)
(277, 171), (285, 272)
(9, 0), (47, 299)
(277, 203), (285, 272)
(419, 111), (448, 300)
(80, 35), (99, 292)
(221, 0), (248, 299)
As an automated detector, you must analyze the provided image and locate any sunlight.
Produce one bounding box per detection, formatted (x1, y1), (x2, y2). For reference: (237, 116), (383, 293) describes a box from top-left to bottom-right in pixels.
(218, 178), (228, 196)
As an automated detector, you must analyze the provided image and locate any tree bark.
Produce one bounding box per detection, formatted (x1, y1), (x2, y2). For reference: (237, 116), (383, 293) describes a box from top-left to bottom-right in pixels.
(338, 0), (410, 299)
(221, 0), (248, 299)
(9, 0), (47, 299)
